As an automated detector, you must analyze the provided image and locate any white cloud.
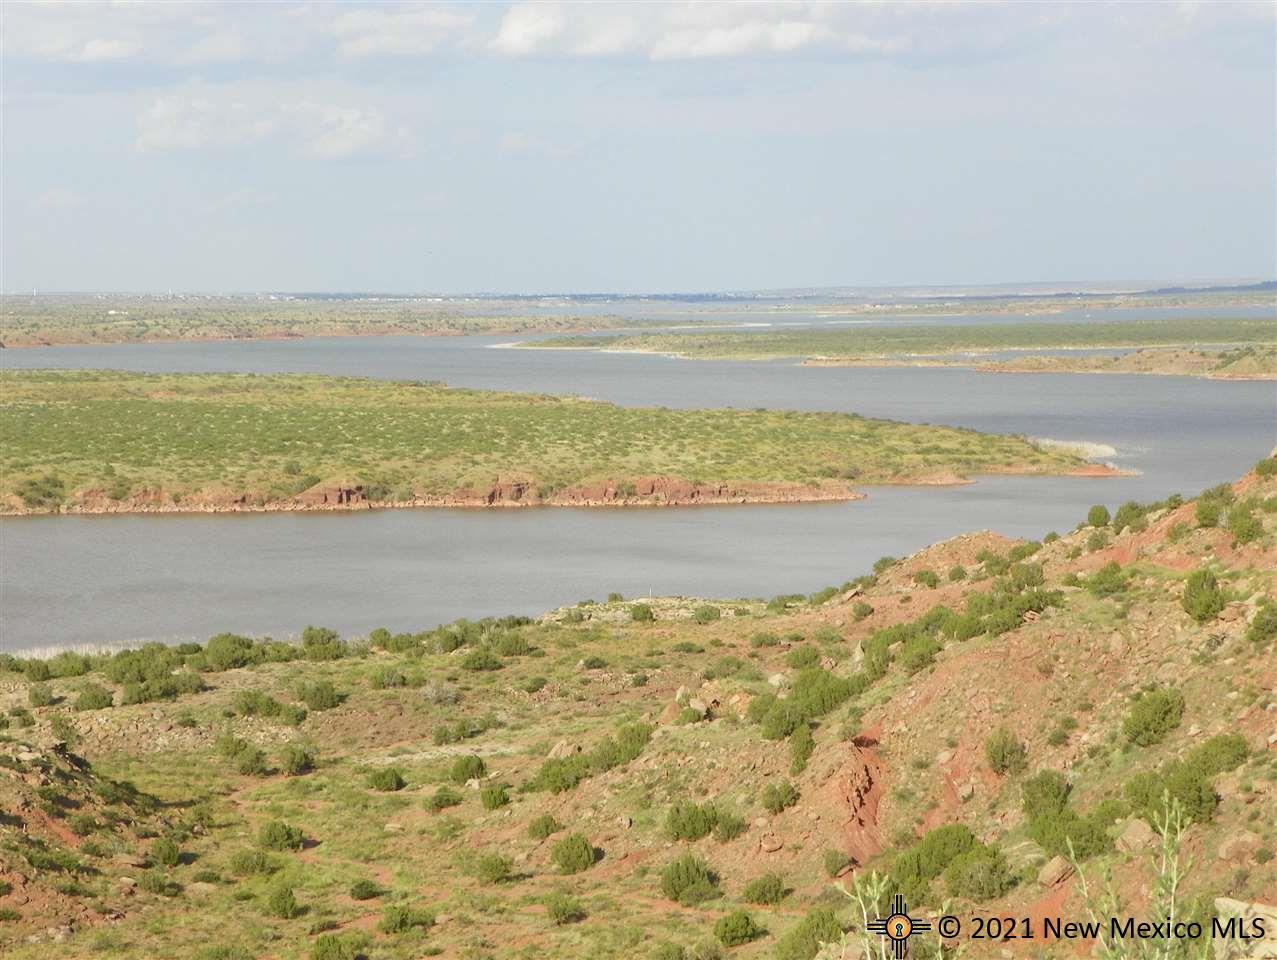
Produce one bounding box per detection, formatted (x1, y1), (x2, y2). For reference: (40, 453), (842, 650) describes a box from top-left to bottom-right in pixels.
(137, 95), (278, 151)
(326, 7), (475, 58)
(135, 89), (409, 158)
(489, 2), (920, 60)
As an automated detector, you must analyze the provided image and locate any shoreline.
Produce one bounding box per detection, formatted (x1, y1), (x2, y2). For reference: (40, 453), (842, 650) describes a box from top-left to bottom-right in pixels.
(0, 464), (1128, 518)
(511, 341), (1276, 379)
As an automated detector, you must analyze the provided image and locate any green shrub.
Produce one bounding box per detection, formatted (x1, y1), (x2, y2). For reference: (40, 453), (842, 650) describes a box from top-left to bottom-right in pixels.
(228, 849), (277, 876)
(985, 727), (1027, 775)
(1021, 771), (1070, 821)
(823, 849), (851, 877)
(784, 648), (818, 672)
(480, 784), (509, 810)
(528, 814), (563, 839)
(761, 781), (799, 815)
(943, 848), (1014, 901)
(461, 649), (502, 671)
(1182, 569), (1225, 623)
(425, 786), (462, 812)
(713, 811), (746, 843)
(204, 633), (260, 671)
(890, 824), (981, 904)
(947, 565), (967, 582)
(630, 603), (655, 622)
(750, 630), (780, 647)
(449, 755), (486, 784)
(378, 904), (433, 933)
(1196, 499), (1224, 528)
(789, 722), (814, 775)
(741, 873), (786, 904)
(1247, 601), (1277, 646)
(544, 892), (585, 925)
(899, 634), (941, 675)
(74, 684), (113, 711)
(852, 602), (874, 621)
(265, 885), (300, 919)
(551, 834), (596, 874)
(297, 681), (342, 711)
(667, 802), (720, 841)
(774, 907), (842, 960)
(660, 854), (719, 905)
(1087, 562), (1128, 597)
(367, 767), (406, 792)
(1087, 504), (1111, 527)
(1124, 688), (1185, 746)
(913, 569), (940, 589)
(692, 605), (721, 624)
(310, 933), (362, 960)
(715, 910), (762, 947)
(28, 683), (55, 707)
(258, 820), (303, 851)
(152, 838), (180, 868)
(476, 853), (511, 884)
(1255, 457), (1277, 477)
(349, 879), (381, 900)
(280, 744), (314, 776)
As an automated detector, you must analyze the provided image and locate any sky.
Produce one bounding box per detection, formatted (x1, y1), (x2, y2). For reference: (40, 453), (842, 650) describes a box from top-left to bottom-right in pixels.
(2, 1), (1275, 294)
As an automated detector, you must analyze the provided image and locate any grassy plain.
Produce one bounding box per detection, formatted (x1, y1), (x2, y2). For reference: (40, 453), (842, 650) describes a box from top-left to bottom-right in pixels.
(0, 370), (1092, 513)
(0, 295), (628, 347)
(2, 464), (1275, 959)
(527, 317), (1277, 364)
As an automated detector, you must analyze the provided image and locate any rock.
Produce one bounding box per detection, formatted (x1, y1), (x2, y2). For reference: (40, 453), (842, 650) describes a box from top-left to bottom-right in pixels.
(117, 877), (137, 893)
(1217, 830), (1261, 863)
(957, 782), (975, 801)
(618, 815), (632, 829)
(1116, 818), (1157, 853)
(1038, 855), (1075, 888)
(658, 701), (682, 724)
(850, 642), (865, 665)
(548, 740), (581, 760)
(687, 698), (708, 717)
(767, 673), (788, 689)
(674, 685), (690, 704)
(759, 834), (783, 853)
(1213, 898), (1277, 959)
(936, 750), (954, 765)
(187, 882), (218, 897)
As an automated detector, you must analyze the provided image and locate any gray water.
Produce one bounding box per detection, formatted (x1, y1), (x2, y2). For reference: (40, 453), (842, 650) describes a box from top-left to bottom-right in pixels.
(2, 317), (1274, 653)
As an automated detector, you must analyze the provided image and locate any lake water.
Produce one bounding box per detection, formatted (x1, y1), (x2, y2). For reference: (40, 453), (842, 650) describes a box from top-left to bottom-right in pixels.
(2, 311), (1274, 653)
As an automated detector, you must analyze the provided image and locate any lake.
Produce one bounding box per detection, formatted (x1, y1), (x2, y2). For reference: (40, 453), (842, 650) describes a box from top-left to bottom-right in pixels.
(2, 313), (1274, 653)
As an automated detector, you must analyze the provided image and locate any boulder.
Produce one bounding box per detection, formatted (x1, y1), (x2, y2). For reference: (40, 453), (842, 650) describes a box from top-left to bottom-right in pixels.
(1213, 898), (1277, 960)
(548, 740), (581, 761)
(1217, 831), (1261, 864)
(1116, 818), (1158, 854)
(1037, 855), (1074, 888)
(759, 834), (784, 853)
(767, 673), (788, 689)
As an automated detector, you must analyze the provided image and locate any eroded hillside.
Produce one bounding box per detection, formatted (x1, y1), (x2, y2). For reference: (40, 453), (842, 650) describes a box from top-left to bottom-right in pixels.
(2, 460), (1275, 960)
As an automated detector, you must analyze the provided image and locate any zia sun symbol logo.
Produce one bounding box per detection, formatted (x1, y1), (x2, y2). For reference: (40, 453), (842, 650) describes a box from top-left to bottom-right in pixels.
(866, 894), (933, 958)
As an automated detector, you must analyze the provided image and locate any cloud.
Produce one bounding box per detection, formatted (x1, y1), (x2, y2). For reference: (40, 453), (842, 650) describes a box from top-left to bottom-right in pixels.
(326, 7), (475, 58)
(135, 89), (409, 158)
(489, 2), (920, 60)
(137, 95), (278, 151)
(489, 1), (1267, 63)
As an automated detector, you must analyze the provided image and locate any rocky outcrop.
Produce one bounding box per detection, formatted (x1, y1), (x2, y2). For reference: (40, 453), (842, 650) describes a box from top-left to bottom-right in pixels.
(838, 740), (885, 867)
